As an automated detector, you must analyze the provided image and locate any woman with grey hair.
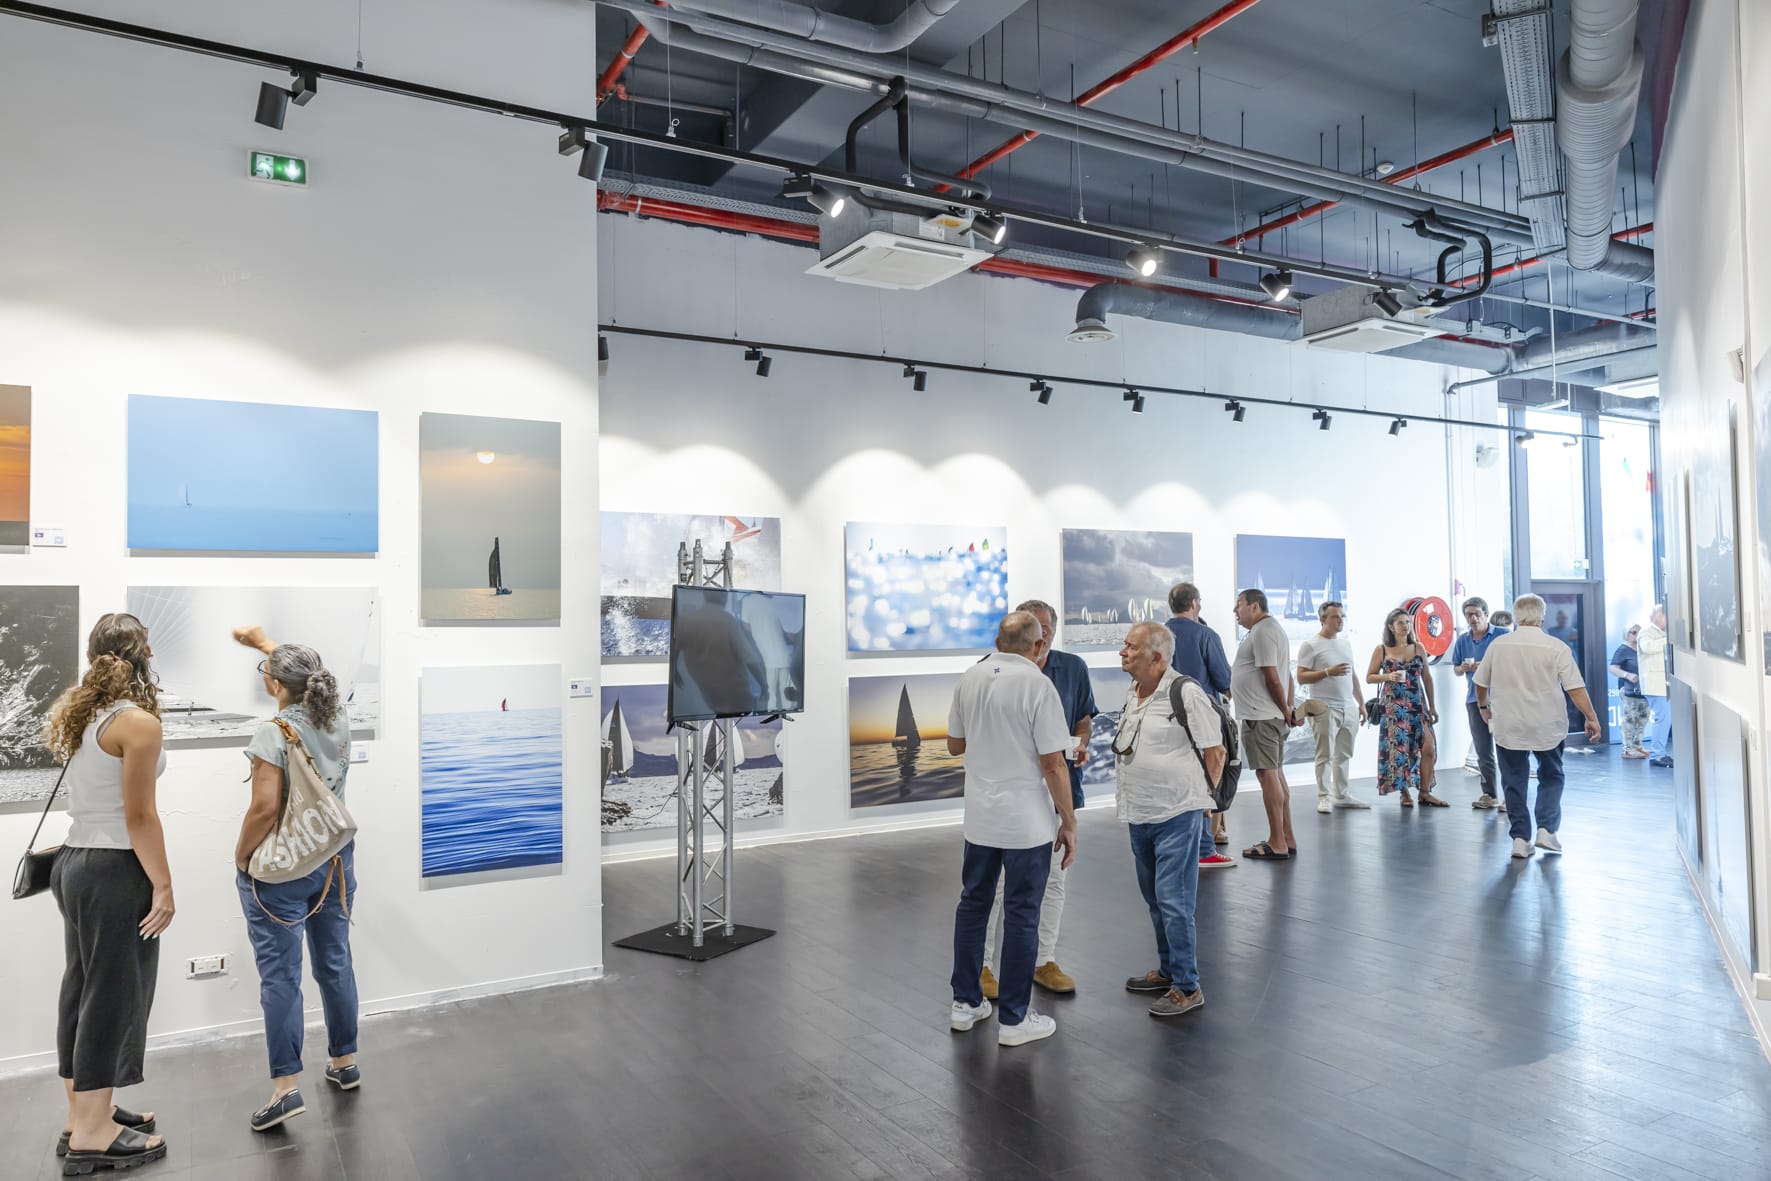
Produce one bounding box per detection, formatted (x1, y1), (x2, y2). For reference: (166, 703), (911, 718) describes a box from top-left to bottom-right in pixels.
(230, 626), (361, 1133)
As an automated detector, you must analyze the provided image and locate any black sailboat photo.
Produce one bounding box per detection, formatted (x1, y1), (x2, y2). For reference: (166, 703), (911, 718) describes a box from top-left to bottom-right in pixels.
(891, 685), (921, 793)
(489, 536), (513, 596)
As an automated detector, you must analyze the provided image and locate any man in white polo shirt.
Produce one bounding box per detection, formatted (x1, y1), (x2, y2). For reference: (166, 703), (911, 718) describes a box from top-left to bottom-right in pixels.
(1473, 594), (1602, 860)
(946, 612), (1079, 1047)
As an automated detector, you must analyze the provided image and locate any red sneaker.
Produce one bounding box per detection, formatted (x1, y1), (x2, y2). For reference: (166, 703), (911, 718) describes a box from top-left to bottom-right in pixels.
(1198, 852), (1236, 869)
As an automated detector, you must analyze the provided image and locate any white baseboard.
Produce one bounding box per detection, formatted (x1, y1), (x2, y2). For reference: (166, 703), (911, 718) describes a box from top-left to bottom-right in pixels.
(0, 963), (604, 1081)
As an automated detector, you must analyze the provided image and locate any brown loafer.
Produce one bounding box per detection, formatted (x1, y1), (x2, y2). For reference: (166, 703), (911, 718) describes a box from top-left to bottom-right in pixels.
(979, 965), (999, 1000)
(1033, 961), (1076, 994)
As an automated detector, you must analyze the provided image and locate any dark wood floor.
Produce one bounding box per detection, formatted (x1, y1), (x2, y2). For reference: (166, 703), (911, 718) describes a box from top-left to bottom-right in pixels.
(7, 751), (1771, 1180)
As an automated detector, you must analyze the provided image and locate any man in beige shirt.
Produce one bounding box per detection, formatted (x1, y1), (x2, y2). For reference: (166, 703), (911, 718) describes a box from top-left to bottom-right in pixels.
(1637, 603), (1672, 767)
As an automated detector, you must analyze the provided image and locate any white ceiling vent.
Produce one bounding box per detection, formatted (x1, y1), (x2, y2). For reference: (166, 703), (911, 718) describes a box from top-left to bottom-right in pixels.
(806, 229), (989, 290)
(1297, 316), (1448, 354)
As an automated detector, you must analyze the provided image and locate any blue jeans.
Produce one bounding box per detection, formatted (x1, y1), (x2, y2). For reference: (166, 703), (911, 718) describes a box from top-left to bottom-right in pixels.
(1497, 745), (1564, 842)
(1646, 695), (1671, 757)
(237, 843), (360, 1079)
(1198, 816), (1215, 860)
(1128, 810), (1206, 993)
(952, 840), (1051, 1026)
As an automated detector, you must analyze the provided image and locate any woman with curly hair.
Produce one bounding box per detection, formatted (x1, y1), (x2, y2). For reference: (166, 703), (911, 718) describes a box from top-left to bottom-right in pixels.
(1367, 607), (1444, 807)
(230, 625), (361, 1134)
(45, 612), (172, 1172)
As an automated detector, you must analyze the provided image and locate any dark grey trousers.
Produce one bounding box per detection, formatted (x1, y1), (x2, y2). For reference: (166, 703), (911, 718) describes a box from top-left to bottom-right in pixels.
(51, 847), (159, 1091)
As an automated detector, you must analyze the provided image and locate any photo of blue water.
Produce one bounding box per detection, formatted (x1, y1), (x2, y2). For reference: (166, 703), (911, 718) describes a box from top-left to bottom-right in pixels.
(127, 395), (378, 553)
(845, 522), (1008, 652)
(421, 706), (563, 877)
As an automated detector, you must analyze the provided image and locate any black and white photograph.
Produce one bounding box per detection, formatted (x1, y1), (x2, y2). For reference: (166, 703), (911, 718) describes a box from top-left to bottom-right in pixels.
(0, 585), (78, 805)
(1694, 402), (1741, 661)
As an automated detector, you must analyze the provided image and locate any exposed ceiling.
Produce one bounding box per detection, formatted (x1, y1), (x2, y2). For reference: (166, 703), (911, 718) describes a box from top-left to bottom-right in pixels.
(592, 0), (1660, 342)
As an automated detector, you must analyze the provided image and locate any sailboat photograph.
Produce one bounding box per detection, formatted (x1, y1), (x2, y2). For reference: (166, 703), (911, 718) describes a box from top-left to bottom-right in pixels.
(849, 672), (965, 809)
(420, 412), (561, 624)
(597, 684), (786, 832)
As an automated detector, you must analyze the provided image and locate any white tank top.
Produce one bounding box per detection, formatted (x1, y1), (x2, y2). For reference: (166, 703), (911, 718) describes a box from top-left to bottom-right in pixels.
(64, 701), (167, 850)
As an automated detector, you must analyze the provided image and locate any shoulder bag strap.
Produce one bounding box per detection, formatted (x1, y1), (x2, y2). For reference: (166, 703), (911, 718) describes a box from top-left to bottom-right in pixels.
(25, 761), (72, 854)
(1168, 676), (1211, 776)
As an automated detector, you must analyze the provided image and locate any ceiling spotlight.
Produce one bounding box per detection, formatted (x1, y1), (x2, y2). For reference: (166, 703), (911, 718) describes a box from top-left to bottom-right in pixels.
(902, 364), (917, 379)
(1123, 388), (1145, 413)
(1224, 399), (1246, 423)
(972, 211), (1009, 245)
(1372, 289), (1404, 317)
(912, 370), (927, 392)
(1389, 417), (1407, 436)
(558, 127), (608, 183)
(253, 70), (318, 131)
(1260, 270), (1294, 302)
(744, 346), (771, 378)
(1375, 160), (1396, 176)
(1126, 246), (1162, 278)
(782, 173), (847, 217)
(1312, 408), (1332, 431)
(1037, 384), (1053, 405)
(597, 333), (609, 377)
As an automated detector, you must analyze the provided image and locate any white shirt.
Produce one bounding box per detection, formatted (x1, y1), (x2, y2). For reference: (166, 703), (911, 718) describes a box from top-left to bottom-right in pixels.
(1297, 634), (1358, 708)
(1115, 670), (1221, 824)
(1232, 615), (1291, 721)
(65, 701), (167, 850)
(1636, 622), (1669, 696)
(1473, 626), (1587, 752)
(948, 652), (1073, 849)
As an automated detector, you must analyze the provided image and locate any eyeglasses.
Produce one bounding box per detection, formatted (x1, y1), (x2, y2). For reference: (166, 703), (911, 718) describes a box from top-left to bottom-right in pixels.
(256, 660), (268, 674)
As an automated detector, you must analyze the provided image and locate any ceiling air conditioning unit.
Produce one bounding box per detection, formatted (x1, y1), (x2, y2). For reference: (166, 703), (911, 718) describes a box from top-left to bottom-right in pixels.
(1296, 284), (1448, 354)
(806, 201), (991, 290)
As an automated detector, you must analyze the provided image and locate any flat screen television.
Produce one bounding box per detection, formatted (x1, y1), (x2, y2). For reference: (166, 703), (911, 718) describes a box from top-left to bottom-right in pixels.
(667, 585), (807, 723)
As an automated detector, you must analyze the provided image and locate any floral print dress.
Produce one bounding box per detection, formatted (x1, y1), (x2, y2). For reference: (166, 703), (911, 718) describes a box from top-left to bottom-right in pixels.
(1376, 653), (1428, 796)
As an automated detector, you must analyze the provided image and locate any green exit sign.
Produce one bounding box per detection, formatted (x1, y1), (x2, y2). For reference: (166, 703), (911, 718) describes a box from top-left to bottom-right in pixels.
(249, 151), (308, 186)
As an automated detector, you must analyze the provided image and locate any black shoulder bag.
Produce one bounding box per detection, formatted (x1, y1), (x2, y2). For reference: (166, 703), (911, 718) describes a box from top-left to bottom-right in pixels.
(12, 763), (70, 900)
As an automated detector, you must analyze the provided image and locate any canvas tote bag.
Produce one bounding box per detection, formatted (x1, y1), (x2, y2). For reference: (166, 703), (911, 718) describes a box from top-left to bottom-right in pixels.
(248, 717), (358, 885)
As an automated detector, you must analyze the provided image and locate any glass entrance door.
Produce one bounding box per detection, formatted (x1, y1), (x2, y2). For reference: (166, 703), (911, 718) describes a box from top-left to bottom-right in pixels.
(1532, 581), (1606, 746)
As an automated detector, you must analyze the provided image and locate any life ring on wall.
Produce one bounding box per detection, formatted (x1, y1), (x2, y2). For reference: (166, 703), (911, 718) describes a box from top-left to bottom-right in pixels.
(1404, 596), (1455, 662)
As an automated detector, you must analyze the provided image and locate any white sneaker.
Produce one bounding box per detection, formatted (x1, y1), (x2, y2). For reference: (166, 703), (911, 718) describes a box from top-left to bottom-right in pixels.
(1472, 794), (1501, 810)
(1317, 799), (1333, 813)
(998, 1010), (1056, 1046)
(1511, 837), (1535, 859)
(950, 999), (992, 1032)
(1334, 795), (1371, 810)
(1463, 756), (1479, 772)
(1535, 828), (1562, 854)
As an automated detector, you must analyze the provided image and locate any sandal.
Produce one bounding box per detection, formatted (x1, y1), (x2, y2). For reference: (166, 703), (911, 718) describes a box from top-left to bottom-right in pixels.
(1400, 792), (1414, 807)
(1243, 842), (1291, 860)
(58, 1108), (156, 1158)
(62, 1125), (166, 1173)
(1419, 792), (1449, 807)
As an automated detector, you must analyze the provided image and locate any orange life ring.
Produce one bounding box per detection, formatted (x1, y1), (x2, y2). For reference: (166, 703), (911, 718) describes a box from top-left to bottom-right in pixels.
(1404, 596), (1455, 661)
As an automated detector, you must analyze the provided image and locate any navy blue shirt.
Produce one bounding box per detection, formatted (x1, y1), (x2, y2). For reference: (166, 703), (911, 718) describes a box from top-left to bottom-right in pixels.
(1165, 615), (1233, 697)
(1450, 625), (1510, 703)
(1610, 644), (1642, 695)
(1042, 648), (1097, 809)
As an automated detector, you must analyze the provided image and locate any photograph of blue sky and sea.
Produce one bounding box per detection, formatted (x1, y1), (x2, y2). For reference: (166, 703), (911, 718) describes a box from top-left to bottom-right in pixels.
(421, 413), (561, 624)
(667, 586), (805, 723)
(601, 512), (782, 657)
(1236, 533), (1349, 765)
(127, 394), (377, 553)
(600, 682), (784, 833)
(845, 522), (1007, 652)
(1061, 528), (1194, 650)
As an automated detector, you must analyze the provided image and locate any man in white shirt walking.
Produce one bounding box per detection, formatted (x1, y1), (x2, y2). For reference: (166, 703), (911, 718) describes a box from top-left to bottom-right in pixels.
(946, 613), (1079, 1046)
(1296, 601), (1369, 813)
(1473, 594), (1602, 859)
(1116, 622), (1223, 1018)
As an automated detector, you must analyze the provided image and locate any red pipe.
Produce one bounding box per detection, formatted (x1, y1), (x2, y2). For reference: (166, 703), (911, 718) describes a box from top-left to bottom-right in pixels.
(597, 4), (668, 105)
(1229, 128), (1516, 248)
(946, 0), (1267, 186)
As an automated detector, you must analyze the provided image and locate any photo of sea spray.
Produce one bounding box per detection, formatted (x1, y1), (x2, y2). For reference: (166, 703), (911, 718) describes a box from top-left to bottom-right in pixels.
(600, 512), (782, 657)
(0, 585), (78, 806)
(421, 664), (562, 878)
(845, 522), (1007, 652)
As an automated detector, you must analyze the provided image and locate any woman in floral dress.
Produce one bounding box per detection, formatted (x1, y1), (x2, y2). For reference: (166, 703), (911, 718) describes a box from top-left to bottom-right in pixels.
(1367, 607), (1443, 806)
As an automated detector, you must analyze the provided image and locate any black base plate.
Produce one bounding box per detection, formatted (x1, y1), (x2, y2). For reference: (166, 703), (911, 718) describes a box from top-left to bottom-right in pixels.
(612, 922), (776, 962)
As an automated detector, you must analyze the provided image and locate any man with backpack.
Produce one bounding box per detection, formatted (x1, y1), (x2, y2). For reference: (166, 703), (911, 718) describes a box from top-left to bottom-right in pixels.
(1114, 622), (1228, 1019)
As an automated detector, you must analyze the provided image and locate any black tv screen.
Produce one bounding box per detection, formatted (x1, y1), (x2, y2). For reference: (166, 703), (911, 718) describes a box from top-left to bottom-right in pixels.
(667, 585), (807, 723)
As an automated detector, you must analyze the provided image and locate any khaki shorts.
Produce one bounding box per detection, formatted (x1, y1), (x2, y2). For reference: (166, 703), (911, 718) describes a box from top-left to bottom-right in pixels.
(1241, 717), (1288, 771)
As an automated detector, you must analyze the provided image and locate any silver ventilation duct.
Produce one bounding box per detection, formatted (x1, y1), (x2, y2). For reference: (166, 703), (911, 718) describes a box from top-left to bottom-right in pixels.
(660, 0), (964, 54)
(1558, 0), (1649, 275)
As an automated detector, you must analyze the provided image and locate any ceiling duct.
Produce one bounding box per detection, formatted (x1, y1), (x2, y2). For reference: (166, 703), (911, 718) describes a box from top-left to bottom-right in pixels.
(660, 0), (965, 54)
(1492, 0), (1566, 256)
(807, 199), (990, 289)
(1558, 0), (1651, 276)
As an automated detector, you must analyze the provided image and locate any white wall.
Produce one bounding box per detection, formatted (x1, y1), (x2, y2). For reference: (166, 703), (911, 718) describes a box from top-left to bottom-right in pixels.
(1657, 0), (1771, 1038)
(0, 1), (602, 1070)
(598, 214), (1490, 859)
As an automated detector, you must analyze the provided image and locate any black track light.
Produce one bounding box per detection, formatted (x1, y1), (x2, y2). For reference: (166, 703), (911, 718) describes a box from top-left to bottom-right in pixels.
(1037, 384), (1053, 405)
(1373, 288), (1404, 317)
(1125, 246), (1162, 278)
(972, 211), (1008, 245)
(558, 127), (608, 183)
(1224, 399), (1246, 423)
(1313, 408), (1332, 431)
(782, 173), (847, 217)
(1260, 270), (1294, 302)
(1123, 388), (1145, 413)
(902, 364), (917, 379)
(254, 70), (317, 130)
(912, 370), (927, 392)
(597, 333), (609, 377)
(1389, 417), (1407, 436)
(744, 347), (771, 377)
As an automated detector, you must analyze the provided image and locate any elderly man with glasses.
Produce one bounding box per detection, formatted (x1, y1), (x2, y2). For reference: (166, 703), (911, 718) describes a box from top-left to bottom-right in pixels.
(1451, 596), (1510, 810)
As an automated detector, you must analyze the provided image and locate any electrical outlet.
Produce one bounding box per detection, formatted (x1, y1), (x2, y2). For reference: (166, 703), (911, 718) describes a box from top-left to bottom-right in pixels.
(187, 954), (227, 978)
(350, 745), (369, 764)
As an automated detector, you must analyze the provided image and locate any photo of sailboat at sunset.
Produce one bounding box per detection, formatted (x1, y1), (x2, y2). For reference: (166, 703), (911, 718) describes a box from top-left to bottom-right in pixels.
(421, 413), (561, 624)
(849, 671), (965, 808)
(0, 386), (28, 551)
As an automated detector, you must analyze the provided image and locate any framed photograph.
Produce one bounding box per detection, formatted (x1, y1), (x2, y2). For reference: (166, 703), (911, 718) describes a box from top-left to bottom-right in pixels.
(1060, 528), (1193, 651)
(600, 512), (782, 657)
(0, 385), (28, 552)
(845, 522), (1007, 652)
(848, 671), (965, 807)
(0, 585), (78, 806)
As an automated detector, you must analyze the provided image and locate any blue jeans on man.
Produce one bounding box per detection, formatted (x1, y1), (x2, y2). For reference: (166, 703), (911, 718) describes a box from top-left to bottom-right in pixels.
(1646, 695), (1672, 758)
(1128, 810), (1206, 992)
(1497, 745), (1564, 842)
(236, 843), (360, 1079)
(952, 841), (1051, 1026)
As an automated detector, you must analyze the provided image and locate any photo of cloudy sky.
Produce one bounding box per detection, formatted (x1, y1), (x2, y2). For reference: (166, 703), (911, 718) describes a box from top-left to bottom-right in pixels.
(1060, 529), (1194, 650)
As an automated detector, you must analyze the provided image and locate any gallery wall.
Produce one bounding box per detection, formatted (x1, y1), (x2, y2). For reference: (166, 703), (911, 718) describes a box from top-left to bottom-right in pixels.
(1656, 0), (1771, 1035)
(597, 213), (1502, 860)
(0, 1), (602, 1069)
